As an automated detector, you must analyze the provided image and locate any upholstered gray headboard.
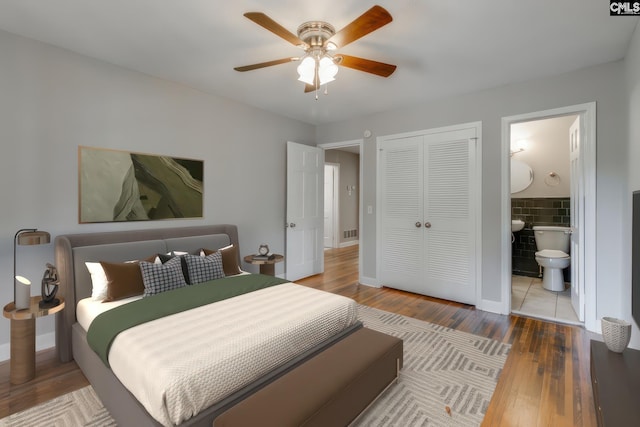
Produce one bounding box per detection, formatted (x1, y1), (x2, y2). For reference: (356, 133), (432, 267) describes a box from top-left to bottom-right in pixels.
(54, 224), (240, 362)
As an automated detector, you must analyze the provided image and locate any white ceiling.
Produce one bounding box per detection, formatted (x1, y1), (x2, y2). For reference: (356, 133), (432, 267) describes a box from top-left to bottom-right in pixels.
(0, 1), (637, 125)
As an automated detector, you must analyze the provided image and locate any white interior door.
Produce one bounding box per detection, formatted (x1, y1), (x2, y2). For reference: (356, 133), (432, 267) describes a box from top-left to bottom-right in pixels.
(286, 141), (324, 281)
(570, 116), (585, 320)
(423, 129), (477, 304)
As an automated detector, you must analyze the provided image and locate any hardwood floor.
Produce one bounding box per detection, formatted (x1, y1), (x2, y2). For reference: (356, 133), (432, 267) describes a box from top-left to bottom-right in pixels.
(300, 246), (597, 427)
(0, 244), (597, 426)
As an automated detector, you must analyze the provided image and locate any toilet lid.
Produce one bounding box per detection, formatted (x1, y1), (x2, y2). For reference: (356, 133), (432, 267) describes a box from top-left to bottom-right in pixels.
(535, 249), (569, 258)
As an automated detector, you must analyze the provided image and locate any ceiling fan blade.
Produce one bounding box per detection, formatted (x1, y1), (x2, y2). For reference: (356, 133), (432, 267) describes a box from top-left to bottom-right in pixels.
(326, 5), (392, 49)
(234, 57), (297, 72)
(244, 12), (309, 49)
(304, 84), (316, 93)
(336, 54), (397, 77)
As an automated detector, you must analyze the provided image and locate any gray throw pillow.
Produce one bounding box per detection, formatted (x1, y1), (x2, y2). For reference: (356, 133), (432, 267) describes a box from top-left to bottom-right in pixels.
(140, 256), (188, 297)
(183, 252), (224, 285)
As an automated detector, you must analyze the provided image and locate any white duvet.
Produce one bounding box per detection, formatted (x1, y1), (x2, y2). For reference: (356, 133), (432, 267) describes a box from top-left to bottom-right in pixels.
(81, 282), (358, 427)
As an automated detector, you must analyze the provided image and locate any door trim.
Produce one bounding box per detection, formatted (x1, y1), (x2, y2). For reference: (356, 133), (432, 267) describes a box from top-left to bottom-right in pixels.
(500, 102), (596, 331)
(324, 163), (340, 249)
(375, 121), (483, 306)
(318, 140), (364, 284)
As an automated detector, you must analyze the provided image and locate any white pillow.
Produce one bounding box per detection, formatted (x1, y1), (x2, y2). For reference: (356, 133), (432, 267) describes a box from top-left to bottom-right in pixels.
(85, 262), (108, 301)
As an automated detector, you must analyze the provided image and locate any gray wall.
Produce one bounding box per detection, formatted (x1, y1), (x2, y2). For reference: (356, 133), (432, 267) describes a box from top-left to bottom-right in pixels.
(625, 23), (640, 349)
(325, 149), (359, 245)
(0, 29), (315, 357)
(317, 60), (627, 318)
(2, 21), (639, 354)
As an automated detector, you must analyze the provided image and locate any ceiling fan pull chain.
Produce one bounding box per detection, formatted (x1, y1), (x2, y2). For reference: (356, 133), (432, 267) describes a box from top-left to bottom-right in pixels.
(315, 62), (320, 100)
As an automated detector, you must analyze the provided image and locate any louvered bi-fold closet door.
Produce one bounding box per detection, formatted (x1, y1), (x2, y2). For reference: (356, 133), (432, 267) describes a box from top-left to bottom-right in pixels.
(379, 128), (477, 305)
(423, 129), (476, 304)
(378, 136), (425, 294)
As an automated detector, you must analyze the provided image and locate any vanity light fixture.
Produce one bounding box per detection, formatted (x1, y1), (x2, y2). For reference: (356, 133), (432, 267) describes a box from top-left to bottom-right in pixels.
(510, 139), (528, 156)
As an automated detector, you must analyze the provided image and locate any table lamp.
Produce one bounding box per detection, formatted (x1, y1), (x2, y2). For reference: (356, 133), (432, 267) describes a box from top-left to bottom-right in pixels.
(14, 229), (51, 310)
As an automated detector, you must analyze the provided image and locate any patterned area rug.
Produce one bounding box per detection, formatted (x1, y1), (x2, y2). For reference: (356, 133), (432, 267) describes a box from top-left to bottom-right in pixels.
(1, 305), (510, 427)
(0, 386), (114, 427)
(354, 305), (510, 426)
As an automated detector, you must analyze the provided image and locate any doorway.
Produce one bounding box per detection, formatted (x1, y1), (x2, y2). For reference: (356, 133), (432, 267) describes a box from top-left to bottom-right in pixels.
(318, 140), (363, 283)
(324, 163), (340, 248)
(509, 115), (580, 324)
(501, 103), (597, 331)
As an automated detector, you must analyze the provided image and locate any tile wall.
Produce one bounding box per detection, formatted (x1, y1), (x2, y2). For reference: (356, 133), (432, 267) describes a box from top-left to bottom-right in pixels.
(511, 197), (571, 279)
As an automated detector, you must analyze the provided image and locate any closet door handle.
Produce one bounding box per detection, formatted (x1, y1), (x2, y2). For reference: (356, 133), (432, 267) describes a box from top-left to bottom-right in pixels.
(415, 222), (422, 228)
(424, 222), (432, 229)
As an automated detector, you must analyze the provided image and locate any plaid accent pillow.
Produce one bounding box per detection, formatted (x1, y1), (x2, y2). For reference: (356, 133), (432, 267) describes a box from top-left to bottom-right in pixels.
(140, 257), (188, 297)
(183, 252), (224, 285)
(156, 252), (191, 284)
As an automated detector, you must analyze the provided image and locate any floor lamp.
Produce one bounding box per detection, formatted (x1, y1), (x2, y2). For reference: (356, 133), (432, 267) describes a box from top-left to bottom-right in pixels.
(14, 229), (51, 310)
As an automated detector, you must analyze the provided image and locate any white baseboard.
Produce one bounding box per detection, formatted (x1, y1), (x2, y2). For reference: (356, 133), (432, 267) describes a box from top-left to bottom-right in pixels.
(339, 240), (359, 248)
(359, 276), (381, 288)
(0, 331), (56, 363)
(478, 299), (507, 315)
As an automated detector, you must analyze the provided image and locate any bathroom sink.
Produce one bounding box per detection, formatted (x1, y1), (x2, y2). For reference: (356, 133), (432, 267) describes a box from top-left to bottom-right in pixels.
(512, 220), (525, 232)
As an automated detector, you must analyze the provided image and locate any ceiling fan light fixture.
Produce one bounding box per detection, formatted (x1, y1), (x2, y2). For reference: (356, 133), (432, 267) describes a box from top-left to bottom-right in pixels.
(297, 56), (316, 85)
(236, 6), (396, 97)
(318, 55), (338, 85)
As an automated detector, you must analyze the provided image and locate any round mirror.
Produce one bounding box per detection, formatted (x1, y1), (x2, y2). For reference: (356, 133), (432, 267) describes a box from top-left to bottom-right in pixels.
(511, 159), (533, 193)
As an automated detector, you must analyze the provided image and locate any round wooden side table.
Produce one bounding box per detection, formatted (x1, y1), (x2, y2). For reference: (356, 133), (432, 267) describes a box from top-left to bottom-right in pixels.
(243, 254), (284, 276)
(3, 296), (65, 385)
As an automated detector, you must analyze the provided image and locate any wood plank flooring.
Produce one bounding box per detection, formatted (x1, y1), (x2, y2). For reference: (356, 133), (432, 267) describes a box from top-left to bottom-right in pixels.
(299, 246), (597, 427)
(0, 245), (597, 426)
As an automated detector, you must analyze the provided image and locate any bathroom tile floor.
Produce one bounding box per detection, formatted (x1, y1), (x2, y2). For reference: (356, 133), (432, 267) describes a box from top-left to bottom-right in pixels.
(511, 275), (581, 325)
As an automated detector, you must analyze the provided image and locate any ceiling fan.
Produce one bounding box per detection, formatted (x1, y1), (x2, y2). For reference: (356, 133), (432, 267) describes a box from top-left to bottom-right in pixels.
(234, 5), (397, 97)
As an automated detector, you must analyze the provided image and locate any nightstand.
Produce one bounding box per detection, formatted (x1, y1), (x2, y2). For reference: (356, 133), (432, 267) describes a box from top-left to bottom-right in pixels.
(244, 254), (284, 276)
(3, 296), (65, 384)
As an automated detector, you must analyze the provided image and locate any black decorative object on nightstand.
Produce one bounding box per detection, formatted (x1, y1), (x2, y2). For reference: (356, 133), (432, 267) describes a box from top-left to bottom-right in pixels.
(39, 263), (60, 309)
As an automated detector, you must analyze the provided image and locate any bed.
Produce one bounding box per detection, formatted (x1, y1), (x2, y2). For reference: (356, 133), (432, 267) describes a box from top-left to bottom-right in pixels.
(54, 225), (402, 426)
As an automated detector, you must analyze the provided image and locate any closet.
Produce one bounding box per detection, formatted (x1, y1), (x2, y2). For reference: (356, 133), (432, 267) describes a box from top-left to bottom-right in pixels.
(377, 124), (480, 305)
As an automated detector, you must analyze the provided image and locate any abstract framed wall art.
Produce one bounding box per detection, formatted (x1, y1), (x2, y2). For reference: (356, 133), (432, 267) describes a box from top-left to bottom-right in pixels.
(79, 146), (203, 223)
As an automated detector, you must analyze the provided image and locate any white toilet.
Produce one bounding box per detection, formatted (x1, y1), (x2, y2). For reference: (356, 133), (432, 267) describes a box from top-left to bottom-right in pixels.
(533, 226), (571, 291)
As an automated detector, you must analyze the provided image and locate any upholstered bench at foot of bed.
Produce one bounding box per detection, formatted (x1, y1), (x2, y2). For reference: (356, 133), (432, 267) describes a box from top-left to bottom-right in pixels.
(213, 327), (403, 427)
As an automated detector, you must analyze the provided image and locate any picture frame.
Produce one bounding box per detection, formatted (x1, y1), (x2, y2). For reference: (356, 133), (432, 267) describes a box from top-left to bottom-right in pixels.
(78, 146), (203, 223)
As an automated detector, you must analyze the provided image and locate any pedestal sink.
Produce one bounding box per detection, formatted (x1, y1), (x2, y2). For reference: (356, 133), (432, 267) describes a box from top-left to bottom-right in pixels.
(512, 219), (525, 232)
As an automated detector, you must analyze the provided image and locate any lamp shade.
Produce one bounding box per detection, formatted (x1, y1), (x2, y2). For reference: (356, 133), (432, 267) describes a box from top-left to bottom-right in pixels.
(318, 56), (338, 85)
(297, 56), (316, 85)
(17, 230), (50, 245)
